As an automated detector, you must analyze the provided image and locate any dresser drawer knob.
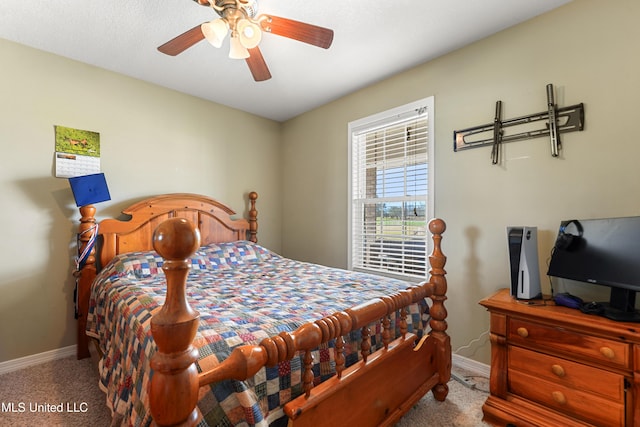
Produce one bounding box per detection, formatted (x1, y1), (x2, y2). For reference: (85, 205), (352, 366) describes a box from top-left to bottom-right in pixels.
(551, 364), (565, 377)
(551, 391), (567, 405)
(600, 346), (615, 359)
(516, 327), (529, 338)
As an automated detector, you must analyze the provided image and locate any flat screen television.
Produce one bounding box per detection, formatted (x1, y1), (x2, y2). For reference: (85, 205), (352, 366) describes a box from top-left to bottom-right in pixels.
(547, 216), (640, 322)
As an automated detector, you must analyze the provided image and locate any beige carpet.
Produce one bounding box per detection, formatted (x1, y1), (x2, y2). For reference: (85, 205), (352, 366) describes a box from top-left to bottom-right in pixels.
(0, 356), (489, 426)
(0, 356), (111, 427)
(396, 369), (490, 427)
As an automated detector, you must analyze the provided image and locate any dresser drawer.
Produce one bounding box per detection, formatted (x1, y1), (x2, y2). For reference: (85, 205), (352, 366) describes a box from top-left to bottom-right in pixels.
(509, 369), (625, 426)
(509, 317), (630, 369)
(508, 346), (624, 402)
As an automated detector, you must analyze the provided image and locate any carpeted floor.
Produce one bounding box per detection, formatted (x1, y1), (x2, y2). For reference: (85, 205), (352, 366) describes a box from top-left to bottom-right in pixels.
(396, 369), (490, 427)
(0, 356), (489, 426)
(0, 356), (111, 427)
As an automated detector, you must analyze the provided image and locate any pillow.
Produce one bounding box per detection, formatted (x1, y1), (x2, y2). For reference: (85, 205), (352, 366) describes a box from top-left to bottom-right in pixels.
(99, 251), (165, 279)
(197, 240), (274, 270)
(97, 241), (273, 279)
(99, 250), (211, 279)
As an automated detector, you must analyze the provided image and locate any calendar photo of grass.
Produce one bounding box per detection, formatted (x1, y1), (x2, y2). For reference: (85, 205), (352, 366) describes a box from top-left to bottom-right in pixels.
(55, 125), (100, 157)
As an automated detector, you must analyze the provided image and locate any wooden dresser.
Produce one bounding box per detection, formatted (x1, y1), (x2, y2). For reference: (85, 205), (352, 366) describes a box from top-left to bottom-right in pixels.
(479, 289), (640, 426)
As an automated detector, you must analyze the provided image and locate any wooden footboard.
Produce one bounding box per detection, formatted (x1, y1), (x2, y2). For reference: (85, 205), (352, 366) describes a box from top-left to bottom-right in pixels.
(283, 332), (441, 426)
(149, 218), (449, 427)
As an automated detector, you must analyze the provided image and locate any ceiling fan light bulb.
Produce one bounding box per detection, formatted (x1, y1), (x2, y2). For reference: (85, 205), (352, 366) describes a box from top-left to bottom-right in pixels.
(237, 19), (262, 49)
(201, 19), (228, 48)
(229, 36), (250, 59)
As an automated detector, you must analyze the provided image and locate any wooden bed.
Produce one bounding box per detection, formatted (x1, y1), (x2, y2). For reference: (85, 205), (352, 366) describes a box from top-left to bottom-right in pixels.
(75, 192), (450, 426)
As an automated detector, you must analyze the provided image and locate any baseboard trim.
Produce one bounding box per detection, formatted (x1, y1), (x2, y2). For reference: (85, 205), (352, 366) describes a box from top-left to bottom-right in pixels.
(0, 345), (77, 376)
(452, 353), (490, 378)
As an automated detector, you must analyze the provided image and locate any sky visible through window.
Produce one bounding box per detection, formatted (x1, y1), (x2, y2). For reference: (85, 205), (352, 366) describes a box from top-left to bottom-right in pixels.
(376, 164), (428, 197)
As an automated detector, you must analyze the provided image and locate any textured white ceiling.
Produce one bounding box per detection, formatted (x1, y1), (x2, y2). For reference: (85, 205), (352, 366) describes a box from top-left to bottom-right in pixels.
(0, 0), (571, 122)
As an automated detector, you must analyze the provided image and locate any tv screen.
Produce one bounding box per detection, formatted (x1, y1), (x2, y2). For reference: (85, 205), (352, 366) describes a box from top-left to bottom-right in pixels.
(547, 216), (640, 322)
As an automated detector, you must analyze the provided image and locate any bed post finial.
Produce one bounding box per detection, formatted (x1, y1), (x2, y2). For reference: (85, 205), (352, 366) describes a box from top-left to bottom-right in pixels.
(149, 218), (201, 427)
(248, 191), (258, 243)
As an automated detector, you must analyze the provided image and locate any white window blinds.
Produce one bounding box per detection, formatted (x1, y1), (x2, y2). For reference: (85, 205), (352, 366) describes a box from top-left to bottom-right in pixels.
(349, 98), (434, 279)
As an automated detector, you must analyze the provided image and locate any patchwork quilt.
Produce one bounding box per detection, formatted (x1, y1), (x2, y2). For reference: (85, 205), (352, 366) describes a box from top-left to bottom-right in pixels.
(86, 241), (429, 426)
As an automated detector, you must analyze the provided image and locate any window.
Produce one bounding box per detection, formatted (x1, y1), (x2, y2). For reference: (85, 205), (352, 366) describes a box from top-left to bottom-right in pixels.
(348, 97), (434, 280)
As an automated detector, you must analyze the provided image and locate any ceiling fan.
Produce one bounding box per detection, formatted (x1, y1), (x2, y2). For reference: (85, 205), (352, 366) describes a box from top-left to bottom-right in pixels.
(158, 0), (334, 82)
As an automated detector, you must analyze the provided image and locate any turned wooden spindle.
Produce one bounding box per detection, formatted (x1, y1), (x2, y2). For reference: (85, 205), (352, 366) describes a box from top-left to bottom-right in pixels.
(426, 218), (450, 401)
(325, 311), (352, 379)
(334, 336), (346, 378)
(384, 291), (411, 339)
(302, 351), (315, 397)
(248, 192), (258, 243)
(399, 307), (408, 338)
(77, 205), (98, 269)
(149, 218), (202, 427)
(428, 218), (448, 335)
(360, 325), (371, 363)
(76, 204), (98, 359)
(381, 316), (391, 349)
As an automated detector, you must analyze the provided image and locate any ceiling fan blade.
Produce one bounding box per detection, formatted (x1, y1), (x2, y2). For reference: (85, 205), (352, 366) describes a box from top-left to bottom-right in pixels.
(246, 47), (272, 81)
(158, 24), (206, 56)
(261, 15), (334, 49)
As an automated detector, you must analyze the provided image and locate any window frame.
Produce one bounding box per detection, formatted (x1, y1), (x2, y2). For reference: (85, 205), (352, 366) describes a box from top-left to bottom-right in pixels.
(347, 97), (435, 281)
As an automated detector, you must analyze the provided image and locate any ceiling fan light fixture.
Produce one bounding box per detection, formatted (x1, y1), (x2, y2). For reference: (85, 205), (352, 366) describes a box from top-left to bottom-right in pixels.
(237, 19), (262, 49)
(240, 0), (258, 18)
(201, 18), (229, 48)
(158, 0), (332, 82)
(229, 35), (250, 59)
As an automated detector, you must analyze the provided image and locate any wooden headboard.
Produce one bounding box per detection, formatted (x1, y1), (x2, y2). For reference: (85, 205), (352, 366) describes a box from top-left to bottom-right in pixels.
(75, 192), (258, 359)
(96, 192), (258, 269)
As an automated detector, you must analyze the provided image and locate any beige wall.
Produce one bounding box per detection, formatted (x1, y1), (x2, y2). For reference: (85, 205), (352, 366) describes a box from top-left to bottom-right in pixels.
(0, 38), (282, 363)
(281, 0), (640, 364)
